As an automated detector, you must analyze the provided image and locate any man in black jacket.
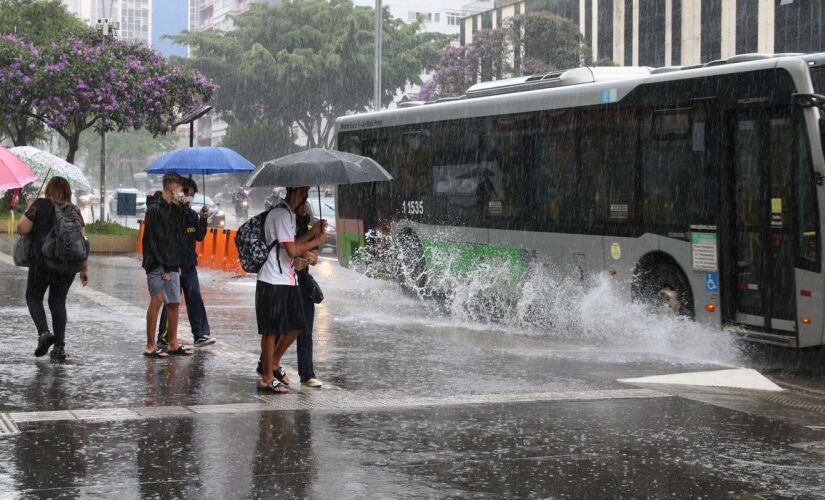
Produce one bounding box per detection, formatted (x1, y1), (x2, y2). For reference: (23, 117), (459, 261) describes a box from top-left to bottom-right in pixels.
(157, 178), (215, 347)
(142, 173), (192, 357)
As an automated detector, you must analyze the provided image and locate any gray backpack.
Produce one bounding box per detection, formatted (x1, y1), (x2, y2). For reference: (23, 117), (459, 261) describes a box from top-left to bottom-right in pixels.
(41, 202), (89, 274)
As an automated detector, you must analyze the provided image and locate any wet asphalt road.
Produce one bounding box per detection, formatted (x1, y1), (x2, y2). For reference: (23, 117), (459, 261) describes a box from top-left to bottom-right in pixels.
(2, 236), (825, 497)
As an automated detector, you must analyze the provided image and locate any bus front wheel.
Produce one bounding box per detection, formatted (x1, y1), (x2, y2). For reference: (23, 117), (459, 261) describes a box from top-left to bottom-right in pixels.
(632, 261), (694, 319)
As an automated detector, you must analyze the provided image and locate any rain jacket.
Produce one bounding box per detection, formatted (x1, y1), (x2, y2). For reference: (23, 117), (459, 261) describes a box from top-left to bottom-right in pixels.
(142, 192), (185, 273)
(181, 206), (208, 269)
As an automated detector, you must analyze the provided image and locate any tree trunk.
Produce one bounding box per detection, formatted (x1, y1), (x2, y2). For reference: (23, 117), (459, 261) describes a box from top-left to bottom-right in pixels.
(12, 117), (29, 146)
(66, 137), (79, 164)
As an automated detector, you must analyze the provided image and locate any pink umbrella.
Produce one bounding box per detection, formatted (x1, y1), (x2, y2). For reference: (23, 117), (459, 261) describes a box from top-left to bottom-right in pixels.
(0, 146), (37, 191)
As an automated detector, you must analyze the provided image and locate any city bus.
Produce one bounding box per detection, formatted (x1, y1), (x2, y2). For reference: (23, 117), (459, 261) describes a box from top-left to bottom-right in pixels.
(335, 53), (825, 348)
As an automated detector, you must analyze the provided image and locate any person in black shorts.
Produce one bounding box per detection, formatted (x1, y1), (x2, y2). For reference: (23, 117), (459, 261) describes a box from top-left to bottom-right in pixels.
(256, 186), (327, 394)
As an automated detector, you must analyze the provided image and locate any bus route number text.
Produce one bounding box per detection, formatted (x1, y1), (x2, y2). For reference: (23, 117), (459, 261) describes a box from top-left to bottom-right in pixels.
(402, 200), (424, 215)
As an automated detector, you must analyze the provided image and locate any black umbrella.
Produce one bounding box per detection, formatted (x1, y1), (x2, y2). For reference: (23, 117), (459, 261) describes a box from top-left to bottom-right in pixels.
(245, 148), (393, 217)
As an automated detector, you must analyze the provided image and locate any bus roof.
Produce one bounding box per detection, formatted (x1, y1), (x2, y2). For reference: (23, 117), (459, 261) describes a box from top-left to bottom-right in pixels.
(337, 53), (824, 132)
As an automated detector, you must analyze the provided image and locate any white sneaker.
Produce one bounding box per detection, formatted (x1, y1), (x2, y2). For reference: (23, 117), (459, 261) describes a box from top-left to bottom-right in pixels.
(301, 378), (323, 388)
(194, 336), (216, 347)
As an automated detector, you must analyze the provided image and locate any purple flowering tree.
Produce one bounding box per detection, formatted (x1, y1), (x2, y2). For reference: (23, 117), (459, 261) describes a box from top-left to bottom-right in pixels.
(0, 35), (41, 146)
(0, 30), (216, 163)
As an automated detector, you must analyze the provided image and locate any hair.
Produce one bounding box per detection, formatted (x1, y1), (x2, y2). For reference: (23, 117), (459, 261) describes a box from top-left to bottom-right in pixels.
(181, 177), (197, 195)
(44, 176), (71, 204)
(162, 173), (182, 190)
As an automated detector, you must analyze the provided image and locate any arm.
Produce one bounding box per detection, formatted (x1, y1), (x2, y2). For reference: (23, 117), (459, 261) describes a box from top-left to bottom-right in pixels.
(195, 210), (208, 242)
(16, 215), (33, 235)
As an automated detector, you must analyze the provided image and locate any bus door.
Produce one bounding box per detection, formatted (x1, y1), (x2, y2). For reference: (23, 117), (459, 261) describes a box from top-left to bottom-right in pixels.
(725, 108), (797, 333)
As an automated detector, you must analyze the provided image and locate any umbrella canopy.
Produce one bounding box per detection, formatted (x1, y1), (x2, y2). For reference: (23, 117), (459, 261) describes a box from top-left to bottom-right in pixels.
(245, 148), (393, 188)
(10, 146), (93, 190)
(146, 147), (256, 175)
(0, 146), (37, 191)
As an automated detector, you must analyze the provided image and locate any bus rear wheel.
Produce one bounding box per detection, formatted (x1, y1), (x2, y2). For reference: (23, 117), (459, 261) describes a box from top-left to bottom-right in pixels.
(632, 261), (694, 319)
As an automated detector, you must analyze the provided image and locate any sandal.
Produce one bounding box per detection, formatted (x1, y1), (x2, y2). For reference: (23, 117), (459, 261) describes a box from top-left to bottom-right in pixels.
(143, 348), (168, 358)
(257, 380), (288, 394)
(274, 366), (290, 386)
(167, 345), (194, 356)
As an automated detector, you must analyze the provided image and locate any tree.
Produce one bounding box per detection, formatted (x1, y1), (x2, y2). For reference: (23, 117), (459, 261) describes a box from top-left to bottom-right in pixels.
(419, 12), (590, 101)
(221, 121), (299, 168)
(0, 29), (216, 162)
(522, 12), (590, 71)
(0, 0), (86, 145)
(174, 0), (450, 150)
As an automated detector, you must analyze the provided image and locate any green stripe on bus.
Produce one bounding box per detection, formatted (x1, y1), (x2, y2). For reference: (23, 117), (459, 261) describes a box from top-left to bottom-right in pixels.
(421, 240), (526, 282)
(339, 231), (366, 263)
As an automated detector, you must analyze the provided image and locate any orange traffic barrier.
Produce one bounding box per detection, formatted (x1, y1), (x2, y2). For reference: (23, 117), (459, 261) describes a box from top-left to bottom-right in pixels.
(223, 230), (238, 273)
(137, 220), (144, 254)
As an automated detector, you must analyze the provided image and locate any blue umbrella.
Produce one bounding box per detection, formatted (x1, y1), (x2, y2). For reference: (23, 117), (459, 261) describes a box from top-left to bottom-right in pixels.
(146, 147), (255, 197)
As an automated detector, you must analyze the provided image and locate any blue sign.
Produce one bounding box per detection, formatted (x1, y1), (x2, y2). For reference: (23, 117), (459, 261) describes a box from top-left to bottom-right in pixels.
(705, 272), (719, 292)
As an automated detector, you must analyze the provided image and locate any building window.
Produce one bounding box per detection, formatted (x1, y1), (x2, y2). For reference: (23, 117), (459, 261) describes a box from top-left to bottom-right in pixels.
(447, 12), (461, 25)
(434, 13), (440, 22)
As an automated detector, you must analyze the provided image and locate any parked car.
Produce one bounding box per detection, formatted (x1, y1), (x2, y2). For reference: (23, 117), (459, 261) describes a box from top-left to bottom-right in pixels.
(109, 188), (147, 215)
(189, 194), (226, 228)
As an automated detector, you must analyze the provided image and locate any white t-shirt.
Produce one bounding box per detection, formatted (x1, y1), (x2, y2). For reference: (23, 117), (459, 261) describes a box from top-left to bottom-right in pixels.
(258, 205), (296, 286)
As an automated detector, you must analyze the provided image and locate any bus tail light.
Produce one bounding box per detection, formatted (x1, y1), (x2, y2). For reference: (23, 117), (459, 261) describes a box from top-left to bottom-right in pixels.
(801, 317), (812, 325)
(704, 304), (716, 313)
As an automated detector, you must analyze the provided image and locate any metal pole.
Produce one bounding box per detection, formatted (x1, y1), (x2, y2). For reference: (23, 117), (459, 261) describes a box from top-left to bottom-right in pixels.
(99, 30), (106, 223)
(374, 0), (382, 111)
(189, 121), (194, 148)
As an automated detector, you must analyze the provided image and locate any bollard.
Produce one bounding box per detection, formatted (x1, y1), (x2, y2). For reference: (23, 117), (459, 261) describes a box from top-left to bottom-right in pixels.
(214, 228), (228, 270)
(137, 220), (144, 254)
(223, 230), (237, 273)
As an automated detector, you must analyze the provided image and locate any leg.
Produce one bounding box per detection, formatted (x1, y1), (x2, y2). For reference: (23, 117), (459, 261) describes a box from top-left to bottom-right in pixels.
(182, 268), (210, 340)
(157, 304), (168, 345)
(146, 293), (164, 351)
(297, 300), (316, 381)
(260, 334), (277, 386)
(25, 265), (49, 335)
(165, 303), (181, 348)
(272, 330), (301, 371)
(46, 273), (75, 348)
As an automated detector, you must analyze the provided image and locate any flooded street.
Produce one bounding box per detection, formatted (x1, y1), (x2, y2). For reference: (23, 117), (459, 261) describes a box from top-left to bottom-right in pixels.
(2, 246), (825, 497)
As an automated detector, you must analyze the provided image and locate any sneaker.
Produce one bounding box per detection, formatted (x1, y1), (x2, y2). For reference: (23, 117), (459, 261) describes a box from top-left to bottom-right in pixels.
(301, 378), (322, 388)
(194, 336), (216, 347)
(34, 332), (55, 357)
(50, 345), (66, 360)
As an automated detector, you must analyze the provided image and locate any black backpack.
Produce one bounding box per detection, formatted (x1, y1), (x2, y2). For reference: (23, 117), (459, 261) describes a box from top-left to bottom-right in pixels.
(235, 201), (288, 274)
(41, 202), (89, 274)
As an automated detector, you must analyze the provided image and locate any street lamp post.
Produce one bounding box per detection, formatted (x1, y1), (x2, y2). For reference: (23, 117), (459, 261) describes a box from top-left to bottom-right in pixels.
(374, 0), (382, 111)
(96, 18), (118, 222)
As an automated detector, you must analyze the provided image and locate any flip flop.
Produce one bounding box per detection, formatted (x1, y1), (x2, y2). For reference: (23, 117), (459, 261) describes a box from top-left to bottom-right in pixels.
(167, 345), (194, 356)
(274, 366), (290, 386)
(257, 380), (288, 394)
(143, 348), (168, 358)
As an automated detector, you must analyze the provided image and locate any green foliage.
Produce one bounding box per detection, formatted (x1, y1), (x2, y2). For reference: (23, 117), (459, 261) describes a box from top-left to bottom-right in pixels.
(0, 0), (85, 145)
(221, 121), (299, 168)
(523, 12), (590, 71)
(173, 0), (450, 149)
(85, 220), (139, 236)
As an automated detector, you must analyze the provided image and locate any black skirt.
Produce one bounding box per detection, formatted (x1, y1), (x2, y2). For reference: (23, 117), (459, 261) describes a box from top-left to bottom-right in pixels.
(255, 281), (306, 336)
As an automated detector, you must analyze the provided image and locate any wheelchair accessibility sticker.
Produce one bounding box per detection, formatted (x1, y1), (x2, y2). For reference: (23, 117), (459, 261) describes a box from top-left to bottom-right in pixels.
(705, 272), (719, 292)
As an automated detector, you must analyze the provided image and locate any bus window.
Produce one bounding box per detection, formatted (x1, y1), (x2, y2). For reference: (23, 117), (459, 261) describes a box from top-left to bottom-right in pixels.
(534, 113), (578, 227)
(641, 109), (708, 228)
(579, 108), (638, 226)
(490, 115), (535, 224)
(431, 119), (485, 220)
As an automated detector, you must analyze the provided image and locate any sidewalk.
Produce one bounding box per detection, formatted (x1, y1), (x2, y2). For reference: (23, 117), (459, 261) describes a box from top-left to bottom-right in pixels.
(0, 234), (320, 414)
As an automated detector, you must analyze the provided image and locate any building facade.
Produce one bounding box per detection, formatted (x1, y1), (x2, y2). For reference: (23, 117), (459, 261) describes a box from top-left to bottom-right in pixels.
(462, 0), (825, 68)
(63, 0), (152, 45)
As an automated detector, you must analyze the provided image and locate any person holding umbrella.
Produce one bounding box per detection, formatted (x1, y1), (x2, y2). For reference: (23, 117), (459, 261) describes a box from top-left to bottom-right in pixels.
(256, 186), (327, 394)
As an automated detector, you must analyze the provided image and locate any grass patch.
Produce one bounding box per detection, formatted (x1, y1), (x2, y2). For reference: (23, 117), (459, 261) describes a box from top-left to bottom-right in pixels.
(85, 221), (139, 236)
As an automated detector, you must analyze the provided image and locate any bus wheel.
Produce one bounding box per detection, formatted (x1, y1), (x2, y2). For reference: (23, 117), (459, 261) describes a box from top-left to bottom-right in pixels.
(633, 262), (694, 319)
(393, 229), (427, 291)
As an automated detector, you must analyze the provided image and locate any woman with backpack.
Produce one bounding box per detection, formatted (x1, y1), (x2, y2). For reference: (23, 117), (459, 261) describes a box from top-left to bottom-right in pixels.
(16, 176), (90, 360)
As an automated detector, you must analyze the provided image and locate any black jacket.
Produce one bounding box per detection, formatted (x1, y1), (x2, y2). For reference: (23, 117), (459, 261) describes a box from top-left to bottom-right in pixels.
(181, 205), (208, 269)
(142, 192), (186, 273)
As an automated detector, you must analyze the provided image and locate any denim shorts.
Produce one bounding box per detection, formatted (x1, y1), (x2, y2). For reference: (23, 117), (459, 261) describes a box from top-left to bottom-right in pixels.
(147, 268), (181, 305)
